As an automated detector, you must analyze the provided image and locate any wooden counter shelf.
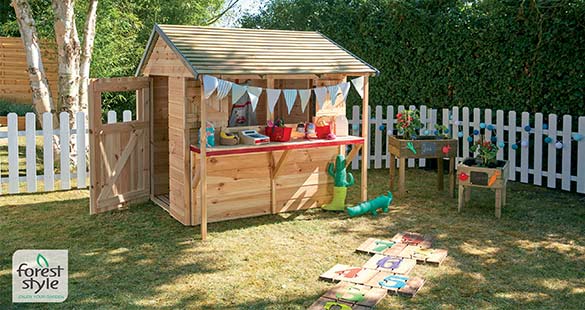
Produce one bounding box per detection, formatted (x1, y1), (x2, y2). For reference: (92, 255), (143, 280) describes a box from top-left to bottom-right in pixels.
(190, 136), (365, 239)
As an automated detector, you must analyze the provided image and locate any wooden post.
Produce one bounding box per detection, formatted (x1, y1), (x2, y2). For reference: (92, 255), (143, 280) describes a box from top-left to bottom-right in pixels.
(398, 157), (406, 195)
(199, 76), (208, 240)
(449, 156), (456, 198)
(437, 157), (444, 191)
(361, 76), (369, 201)
(389, 153), (395, 190)
(88, 81), (101, 214)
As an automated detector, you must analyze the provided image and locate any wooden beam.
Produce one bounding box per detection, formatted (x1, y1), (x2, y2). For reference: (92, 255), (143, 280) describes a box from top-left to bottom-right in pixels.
(269, 152), (276, 214)
(272, 150), (290, 179)
(199, 76), (208, 240)
(345, 145), (362, 169)
(361, 76), (369, 201)
(92, 77), (150, 92)
(88, 84), (102, 215)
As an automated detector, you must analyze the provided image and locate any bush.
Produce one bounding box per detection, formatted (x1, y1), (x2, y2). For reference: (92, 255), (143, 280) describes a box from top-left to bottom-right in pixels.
(240, 0), (585, 116)
(0, 100), (34, 116)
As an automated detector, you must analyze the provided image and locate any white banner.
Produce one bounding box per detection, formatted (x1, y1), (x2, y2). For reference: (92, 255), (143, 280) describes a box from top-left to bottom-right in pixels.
(339, 82), (351, 102)
(327, 85), (339, 104)
(216, 79), (232, 100)
(351, 76), (365, 99)
(298, 89), (311, 113)
(283, 89), (298, 114)
(232, 84), (247, 105)
(266, 89), (281, 113)
(314, 87), (327, 109)
(202, 75), (218, 99)
(247, 86), (263, 111)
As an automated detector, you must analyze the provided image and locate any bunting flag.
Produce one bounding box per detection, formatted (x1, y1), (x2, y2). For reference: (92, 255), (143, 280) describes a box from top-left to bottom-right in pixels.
(283, 89), (298, 114)
(298, 89), (311, 113)
(327, 85), (339, 104)
(232, 84), (247, 105)
(203, 75), (218, 99)
(351, 76), (365, 99)
(339, 82), (351, 102)
(247, 86), (263, 111)
(314, 87), (327, 109)
(216, 79), (232, 100)
(266, 89), (281, 113)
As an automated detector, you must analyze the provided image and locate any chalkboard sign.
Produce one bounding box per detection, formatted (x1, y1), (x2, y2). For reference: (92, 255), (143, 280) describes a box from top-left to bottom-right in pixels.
(470, 171), (488, 186)
(420, 142), (437, 156)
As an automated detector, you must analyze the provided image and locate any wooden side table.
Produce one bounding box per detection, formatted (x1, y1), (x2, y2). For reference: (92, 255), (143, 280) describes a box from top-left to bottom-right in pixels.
(457, 161), (509, 218)
(388, 137), (458, 197)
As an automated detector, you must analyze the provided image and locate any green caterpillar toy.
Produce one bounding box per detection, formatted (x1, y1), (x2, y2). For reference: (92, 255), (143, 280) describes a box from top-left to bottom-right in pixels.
(347, 192), (393, 217)
(322, 155), (354, 211)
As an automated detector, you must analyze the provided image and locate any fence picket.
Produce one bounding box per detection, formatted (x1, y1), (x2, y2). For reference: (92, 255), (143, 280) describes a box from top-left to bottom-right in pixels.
(43, 112), (55, 191)
(385, 105), (393, 168)
(520, 112), (530, 183)
(25, 113), (37, 192)
(561, 115), (572, 191)
(452, 107), (460, 160)
(577, 117), (585, 193)
(462, 107), (470, 158)
(374, 106), (383, 169)
(351, 105), (360, 170)
(547, 114), (557, 188)
(59, 112), (71, 190)
(533, 113), (543, 186)
(508, 111), (517, 181)
(408, 105), (416, 168)
(484, 109), (492, 141)
(7, 113), (19, 193)
(76, 112), (87, 188)
(496, 110), (504, 160)
(419, 105), (427, 167)
(397, 105), (405, 169)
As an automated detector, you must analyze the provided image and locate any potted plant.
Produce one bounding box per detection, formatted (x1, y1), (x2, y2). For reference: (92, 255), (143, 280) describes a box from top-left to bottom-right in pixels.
(388, 109), (458, 158)
(457, 133), (509, 188)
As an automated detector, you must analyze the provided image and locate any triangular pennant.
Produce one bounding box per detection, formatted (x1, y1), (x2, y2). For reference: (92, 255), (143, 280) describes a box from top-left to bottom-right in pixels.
(327, 85), (339, 104)
(339, 82), (350, 102)
(266, 89), (281, 113)
(247, 86), (263, 111)
(216, 79), (232, 100)
(232, 84), (247, 105)
(351, 76), (365, 99)
(203, 75), (218, 99)
(283, 89), (298, 114)
(314, 87), (327, 109)
(298, 89), (311, 113)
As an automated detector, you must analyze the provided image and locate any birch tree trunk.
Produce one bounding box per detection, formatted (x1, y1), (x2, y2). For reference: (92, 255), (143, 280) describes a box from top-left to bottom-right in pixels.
(11, 0), (57, 126)
(79, 0), (98, 113)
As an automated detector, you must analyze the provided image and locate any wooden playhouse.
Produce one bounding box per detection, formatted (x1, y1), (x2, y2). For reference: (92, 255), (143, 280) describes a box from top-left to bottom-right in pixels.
(89, 25), (377, 238)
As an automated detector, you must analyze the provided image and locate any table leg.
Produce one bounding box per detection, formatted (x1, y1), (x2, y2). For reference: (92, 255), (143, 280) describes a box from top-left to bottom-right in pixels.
(464, 186), (471, 203)
(502, 184), (507, 206)
(437, 158), (444, 191)
(458, 185), (465, 212)
(449, 157), (456, 198)
(398, 157), (406, 195)
(495, 188), (502, 218)
(389, 154), (395, 190)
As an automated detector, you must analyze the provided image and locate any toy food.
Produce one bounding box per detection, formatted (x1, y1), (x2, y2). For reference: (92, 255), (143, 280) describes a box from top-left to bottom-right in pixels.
(220, 130), (240, 145)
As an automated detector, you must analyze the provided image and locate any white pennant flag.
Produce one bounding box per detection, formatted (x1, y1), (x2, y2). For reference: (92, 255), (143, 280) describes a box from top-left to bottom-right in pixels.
(216, 79), (232, 100)
(266, 89), (281, 113)
(339, 82), (351, 102)
(283, 89), (297, 114)
(298, 89), (311, 113)
(232, 84), (247, 105)
(247, 86), (263, 111)
(351, 76), (365, 99)
(314, 87), (327, 109)
(203, 75), (218, 99)
(327, 85), (339, 105)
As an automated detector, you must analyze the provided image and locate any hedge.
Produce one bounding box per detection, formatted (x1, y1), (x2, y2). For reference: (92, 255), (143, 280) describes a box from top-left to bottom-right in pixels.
(240, 0), (585, 116)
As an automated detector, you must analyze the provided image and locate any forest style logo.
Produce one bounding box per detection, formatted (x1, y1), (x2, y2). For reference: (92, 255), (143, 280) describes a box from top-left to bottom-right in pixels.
(12, 250), (68, 303)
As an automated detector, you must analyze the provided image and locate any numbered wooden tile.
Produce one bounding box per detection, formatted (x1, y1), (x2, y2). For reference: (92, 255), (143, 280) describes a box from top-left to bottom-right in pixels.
(320, 264), (378, 284)
(365, 271), (426, 297)
(391, 232), (433, 248)
(308, 297), (370, 310)
(399, 245), (448, 266)
(356, 238), (398, 254)
(322, 282), (387, 307)
(382, 242), (408, 256)
(362, 254), (416, 275)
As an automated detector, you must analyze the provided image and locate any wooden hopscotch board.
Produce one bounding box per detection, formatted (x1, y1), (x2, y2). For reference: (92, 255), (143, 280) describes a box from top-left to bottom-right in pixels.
(319, 264), (378, 284)
(365, 271), (426, 297)
(362, 254), (416, 274)
(308, 282), (387, 309)
(396, 245), (448, 266)
(356, 232), (448, 266)
(390, 232), (434, 248)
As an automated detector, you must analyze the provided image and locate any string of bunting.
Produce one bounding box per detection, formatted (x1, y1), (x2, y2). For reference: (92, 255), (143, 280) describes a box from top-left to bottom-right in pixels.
(202, 75), (366, 113)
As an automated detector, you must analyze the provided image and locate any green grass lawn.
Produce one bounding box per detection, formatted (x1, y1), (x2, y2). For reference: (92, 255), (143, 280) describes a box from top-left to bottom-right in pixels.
(1, 169), (584, 309)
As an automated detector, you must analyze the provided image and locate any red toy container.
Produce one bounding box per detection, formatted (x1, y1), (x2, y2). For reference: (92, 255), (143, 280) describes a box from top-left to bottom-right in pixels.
(315, 125), (331, 139)
(265, 126), (292, 142)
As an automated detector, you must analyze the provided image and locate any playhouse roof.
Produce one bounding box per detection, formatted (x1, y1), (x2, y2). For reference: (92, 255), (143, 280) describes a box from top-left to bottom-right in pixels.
(136, 24), (378, 77)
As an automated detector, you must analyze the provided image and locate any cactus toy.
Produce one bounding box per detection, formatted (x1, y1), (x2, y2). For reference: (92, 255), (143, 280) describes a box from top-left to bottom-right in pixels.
(347, 192), (393, 217)
(322, 155), (354, 211)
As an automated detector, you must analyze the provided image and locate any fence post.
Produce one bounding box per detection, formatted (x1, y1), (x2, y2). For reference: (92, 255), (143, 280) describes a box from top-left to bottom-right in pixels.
(547, 114), (557, 188)
(533, 113), (543, 186)
(25, 113), (37, 192)
(577, 117), (585, 194)
(43, 112), (55, 191)
(520, 112), (530, 183)
(561, 115), (572, 191)
(76, 112), (87, 188)
(7, 113), (19, 194)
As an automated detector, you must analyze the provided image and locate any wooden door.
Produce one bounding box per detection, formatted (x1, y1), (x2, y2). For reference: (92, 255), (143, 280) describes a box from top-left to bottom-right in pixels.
(89, 77), (151, 214)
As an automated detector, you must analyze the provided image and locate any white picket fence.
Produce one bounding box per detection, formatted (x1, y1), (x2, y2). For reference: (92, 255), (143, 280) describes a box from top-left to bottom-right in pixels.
(1, 106), (584, 195)
(349, 105), (585, 194)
